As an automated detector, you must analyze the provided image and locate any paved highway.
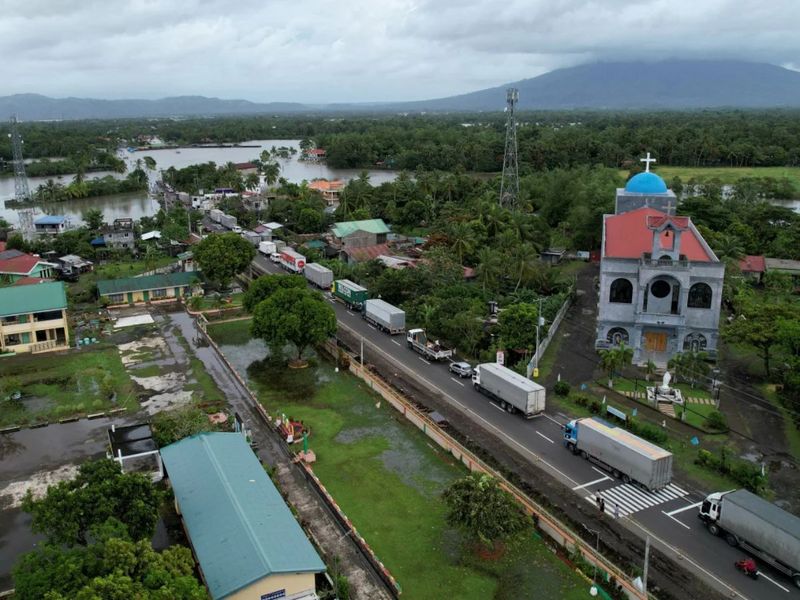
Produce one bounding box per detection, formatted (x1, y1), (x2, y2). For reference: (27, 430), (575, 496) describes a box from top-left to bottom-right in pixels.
(252, 255), (799, 600)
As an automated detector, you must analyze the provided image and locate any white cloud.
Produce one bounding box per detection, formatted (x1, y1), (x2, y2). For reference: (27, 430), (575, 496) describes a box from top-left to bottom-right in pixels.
(0, 0), (797, 102)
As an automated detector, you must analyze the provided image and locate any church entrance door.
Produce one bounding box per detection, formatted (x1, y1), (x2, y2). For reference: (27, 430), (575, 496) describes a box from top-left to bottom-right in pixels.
(643, 331), (667, 353)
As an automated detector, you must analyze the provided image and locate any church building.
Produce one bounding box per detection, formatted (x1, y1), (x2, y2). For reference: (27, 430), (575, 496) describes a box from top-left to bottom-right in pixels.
(595, 155), (724, 365)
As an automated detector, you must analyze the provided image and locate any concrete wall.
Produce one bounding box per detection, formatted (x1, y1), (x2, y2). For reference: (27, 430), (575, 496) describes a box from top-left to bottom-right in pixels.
(226, 572), (316, 600)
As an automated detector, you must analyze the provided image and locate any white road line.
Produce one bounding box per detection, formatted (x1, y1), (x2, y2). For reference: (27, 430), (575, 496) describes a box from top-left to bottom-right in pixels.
(450, 377), (465, 387)
(758, 572), (791, 593)
(591, 466), (609, 478)
(367, 324), (376, 330)
(572, 476), (610, 491)
(665, 501), (703, 516)
(391, 340), (401, 346)
(535, 431), (555, 444)
(542, 413), (566, 427)
(660, 510), (692, 530)
(418, 356), (431, 365)
(347, 311), (355, 316)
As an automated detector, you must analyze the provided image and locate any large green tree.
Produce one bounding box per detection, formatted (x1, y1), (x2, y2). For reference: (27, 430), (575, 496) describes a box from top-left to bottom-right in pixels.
(21, 459), (163, 547)
(251, 287), (337, 364)
(724, 302), (799, 376)
(243, 274), (307, 313)
(442, 473), (526, 548)
(498, 302), (540, 353)
(81, 208), (104, 232)
(194, 232), (256, 288)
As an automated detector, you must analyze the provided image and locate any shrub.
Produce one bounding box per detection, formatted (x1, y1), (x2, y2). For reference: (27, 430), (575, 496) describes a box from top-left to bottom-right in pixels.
(589, 400), (602, 414)
(554, 381), (570, 397)
(627, 418), (668, 445)
(703, 409), (728, 431)
(571, 393), (590, 407)
(694, 447), (769, 495)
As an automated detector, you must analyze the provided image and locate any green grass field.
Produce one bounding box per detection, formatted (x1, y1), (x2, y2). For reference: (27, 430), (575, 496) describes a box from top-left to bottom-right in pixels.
(620, 165), (800, 188)
(0, 347), (138, 426)
(210, 321), (587, 600)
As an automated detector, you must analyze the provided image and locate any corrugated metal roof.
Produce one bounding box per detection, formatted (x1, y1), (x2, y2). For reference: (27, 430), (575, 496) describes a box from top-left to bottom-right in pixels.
(97, 271), (199, 296)
(34, 215), (67, 225)
(0, 281), (67, 317)
(331, 219), (390, 238)
(343, 243), (391, 263)
(160, 433), (325, 599)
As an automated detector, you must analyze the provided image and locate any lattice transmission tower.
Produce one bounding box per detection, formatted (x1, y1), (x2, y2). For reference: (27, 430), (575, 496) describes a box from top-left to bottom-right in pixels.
(499, 88), (519, 207)
(9, 115), (31, 202)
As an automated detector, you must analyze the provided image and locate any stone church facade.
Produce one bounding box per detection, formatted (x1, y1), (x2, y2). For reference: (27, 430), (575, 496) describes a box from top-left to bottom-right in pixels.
(595, 170), (725, 365)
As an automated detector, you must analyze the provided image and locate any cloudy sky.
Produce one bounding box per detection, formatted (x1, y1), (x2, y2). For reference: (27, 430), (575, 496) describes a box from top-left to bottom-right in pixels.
(1, 0), (798, 103)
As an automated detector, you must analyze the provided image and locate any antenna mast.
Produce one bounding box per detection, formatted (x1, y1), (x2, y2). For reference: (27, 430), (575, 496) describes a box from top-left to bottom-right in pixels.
(9, 115), (31, 202)
(499, 88), (520, 207)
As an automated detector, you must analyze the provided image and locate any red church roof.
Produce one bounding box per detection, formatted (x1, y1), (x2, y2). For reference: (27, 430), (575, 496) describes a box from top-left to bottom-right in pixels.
(604, 207), (713, 262)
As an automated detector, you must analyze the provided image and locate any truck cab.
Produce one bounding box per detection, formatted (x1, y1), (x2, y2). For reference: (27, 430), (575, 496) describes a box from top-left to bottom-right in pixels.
(699, 492), (723, 523)
(563, 419), (578, 450)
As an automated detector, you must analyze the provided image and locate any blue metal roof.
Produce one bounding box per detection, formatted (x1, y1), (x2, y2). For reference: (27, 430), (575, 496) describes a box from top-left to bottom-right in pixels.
(624, 172), (668, 194)
(34, 215), (67, 225)
(160, 433), (325, 599)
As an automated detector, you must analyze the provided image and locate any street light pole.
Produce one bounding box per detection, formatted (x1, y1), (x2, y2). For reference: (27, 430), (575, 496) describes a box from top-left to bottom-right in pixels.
(643, 535), (650, 594)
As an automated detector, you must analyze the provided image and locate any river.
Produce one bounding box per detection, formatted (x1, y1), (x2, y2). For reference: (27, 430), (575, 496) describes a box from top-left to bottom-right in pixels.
(0, 139), (397, 227)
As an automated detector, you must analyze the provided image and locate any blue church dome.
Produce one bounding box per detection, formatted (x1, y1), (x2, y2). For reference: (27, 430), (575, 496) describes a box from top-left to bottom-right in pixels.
(625, 171), (668, 194)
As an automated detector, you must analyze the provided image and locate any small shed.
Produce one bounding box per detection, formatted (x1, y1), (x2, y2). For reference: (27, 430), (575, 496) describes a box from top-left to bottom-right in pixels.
(540, 247), (566, 266)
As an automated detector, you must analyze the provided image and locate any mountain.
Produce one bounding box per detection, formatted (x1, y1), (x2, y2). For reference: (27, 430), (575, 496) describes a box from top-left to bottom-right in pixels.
(2, 60), (800, 120)
(395, 60), (800, 111)
(0, 94), (307, 121)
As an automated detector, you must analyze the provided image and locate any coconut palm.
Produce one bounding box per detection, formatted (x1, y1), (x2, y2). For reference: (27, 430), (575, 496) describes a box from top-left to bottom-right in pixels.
(475, 247), (503, 294)
(261, 161), (281, 187)
(447, 221), (476, 264)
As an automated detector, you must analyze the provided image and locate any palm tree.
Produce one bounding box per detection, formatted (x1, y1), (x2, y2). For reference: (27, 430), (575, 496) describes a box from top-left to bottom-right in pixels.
(714, 234), (744, 261)
(512, 243), (538, 292)
(475, 247), (503, 294)
(447, 221), (476, 264)
(599, 343), (633, 387)
(261, 161), (281, 187)
(244, 173), (260, 191)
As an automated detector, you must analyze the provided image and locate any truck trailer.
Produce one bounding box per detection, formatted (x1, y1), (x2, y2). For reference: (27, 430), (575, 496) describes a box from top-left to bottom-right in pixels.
(304, 263), (334, 289)
(209, 209), (224, 223)
(406, 329), (453, 361)
(220, 214), (238, 229)
(332, 279), (368, 310)
(699, 489), (800, 588)
(562, 417), (673, 490)
(258, 241), (277, 256)
(363, 299), (405, 334)
(279, 248), (306, 274)
(471, 363), (545, 418)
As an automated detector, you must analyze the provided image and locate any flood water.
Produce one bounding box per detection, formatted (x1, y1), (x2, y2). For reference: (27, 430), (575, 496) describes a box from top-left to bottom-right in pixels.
(0, 139), (398, 227)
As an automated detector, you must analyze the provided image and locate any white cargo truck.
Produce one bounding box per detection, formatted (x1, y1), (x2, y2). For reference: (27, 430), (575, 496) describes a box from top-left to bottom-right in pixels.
(304, 263), (334, 289)
(562, 417), (673, 490)
(363, 299), (405, 334)
(699, 489), (800, 588)
(258, 241), (277, 256)
(406, 329), (452, 361)
(279, 248), (306, 274)
(472, 363), (545, 418)
(209, 209), (224, 223)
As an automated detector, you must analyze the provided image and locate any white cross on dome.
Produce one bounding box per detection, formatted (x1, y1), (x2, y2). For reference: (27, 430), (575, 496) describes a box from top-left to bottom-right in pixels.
(640, 152), (657, 173)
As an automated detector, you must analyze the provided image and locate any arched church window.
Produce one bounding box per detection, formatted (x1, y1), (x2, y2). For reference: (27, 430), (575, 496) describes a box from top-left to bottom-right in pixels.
(607, 328), (629, 346)
(609, 278), (633, 303)
(688, 283), (713, 309)
(683, 333), (707, 352)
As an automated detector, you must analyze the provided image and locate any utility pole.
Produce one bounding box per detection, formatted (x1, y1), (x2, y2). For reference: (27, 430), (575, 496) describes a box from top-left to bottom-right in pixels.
(9, 115), (31, 202)
(642, 535), (650, 595)
(499, 88), (520, 208)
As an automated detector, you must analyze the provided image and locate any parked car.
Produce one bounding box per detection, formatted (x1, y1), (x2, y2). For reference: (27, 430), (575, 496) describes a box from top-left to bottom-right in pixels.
(270, 252), (281, 263)
(449, 361), (474, 378)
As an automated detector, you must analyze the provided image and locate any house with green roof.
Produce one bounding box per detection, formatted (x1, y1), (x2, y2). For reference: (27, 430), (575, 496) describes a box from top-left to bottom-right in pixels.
(331, 219), (390, 249)
(0, 281), (69, 354)
(160, 433), (325, 600)
(97, 271), (201, 305)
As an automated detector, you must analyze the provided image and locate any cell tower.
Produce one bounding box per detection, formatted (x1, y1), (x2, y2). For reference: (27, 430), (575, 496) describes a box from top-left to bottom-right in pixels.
(499, 88), (520, 207)
(9, 115), (31, 202)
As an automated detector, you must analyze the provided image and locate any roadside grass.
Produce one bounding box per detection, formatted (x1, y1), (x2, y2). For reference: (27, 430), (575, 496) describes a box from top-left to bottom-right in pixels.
(0, 347), (137, 427)
(619, 166), (800, 189)
(195, 292), (244, 310)
(535, 324), (564, 383)
(760, 383), (800, 462)
(676, 402), (719, 430)
(207, 319), (253, 346)
(210, 324), (586, 599)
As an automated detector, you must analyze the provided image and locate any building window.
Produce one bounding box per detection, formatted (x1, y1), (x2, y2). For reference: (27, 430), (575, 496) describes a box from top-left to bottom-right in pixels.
(36, 330), (48, 342)
(4, 334), (22, 346)
(683, 333), (707, 352)
(0, 315), (19, 325)
(688, 283), (713, 309)
(152, 288), (167, 298)
(606, 327), (629, 346)
(33, 310), (63, 322)
(108, 294), (124, 304)
(651, 279), (671, 299)
(609, 278), (633, 303)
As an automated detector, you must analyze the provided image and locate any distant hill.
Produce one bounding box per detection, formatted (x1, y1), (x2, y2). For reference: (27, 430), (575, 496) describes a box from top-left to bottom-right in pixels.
(0, 94), (306, 121)
(392, 60), (800, 111)
(3, 60), (800, 121)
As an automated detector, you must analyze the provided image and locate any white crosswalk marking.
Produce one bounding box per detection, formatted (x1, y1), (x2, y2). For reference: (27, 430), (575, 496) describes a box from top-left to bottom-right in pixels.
(585, 483), (688, 517)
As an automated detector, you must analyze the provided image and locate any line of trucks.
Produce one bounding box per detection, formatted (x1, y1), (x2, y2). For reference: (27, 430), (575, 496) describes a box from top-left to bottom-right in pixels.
(254, 248), (800, 588)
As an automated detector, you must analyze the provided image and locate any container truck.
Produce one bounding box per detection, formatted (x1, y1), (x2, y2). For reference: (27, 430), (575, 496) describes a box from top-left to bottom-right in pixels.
(406, 329), (453, 361)
(562, 417), (673, 490)
(363, 299), (405, 334)
(258, 241), (277, 256)
(279, 248), (306, 274)
(699, 489), (800, 588)
(471, 363), (545, 418)
(209, 209), (224, 223)
(304, 263), (334, 289)
(332, 279), (368, 310)
(242, 231), (261, 246)
(220, 214), (238, 229)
